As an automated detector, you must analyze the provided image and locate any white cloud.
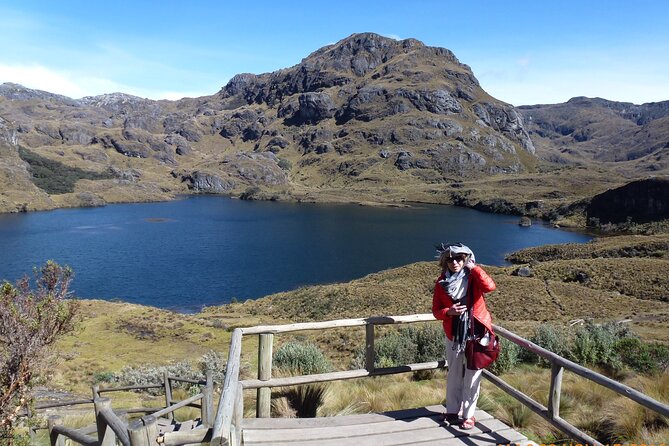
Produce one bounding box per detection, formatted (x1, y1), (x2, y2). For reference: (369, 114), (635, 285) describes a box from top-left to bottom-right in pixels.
(383, 34), (402, 41)
(0, 63), (206, 100)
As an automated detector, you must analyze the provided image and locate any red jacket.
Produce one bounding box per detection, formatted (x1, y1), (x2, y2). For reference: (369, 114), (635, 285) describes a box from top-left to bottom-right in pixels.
(432, 265), (496, 340)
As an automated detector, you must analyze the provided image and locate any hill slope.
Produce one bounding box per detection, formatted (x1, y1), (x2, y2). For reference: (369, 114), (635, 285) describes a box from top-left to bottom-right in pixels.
(1, 33), (538, 212)
(518, 97), (669, 175)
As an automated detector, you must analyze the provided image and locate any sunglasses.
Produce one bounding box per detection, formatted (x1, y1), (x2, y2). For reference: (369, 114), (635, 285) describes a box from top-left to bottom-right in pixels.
(445, 255), (466, 262)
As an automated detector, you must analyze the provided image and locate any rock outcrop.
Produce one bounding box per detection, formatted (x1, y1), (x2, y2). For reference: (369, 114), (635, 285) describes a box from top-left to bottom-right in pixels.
(586, 178), (669, 224)
(518, 97), (669, 174)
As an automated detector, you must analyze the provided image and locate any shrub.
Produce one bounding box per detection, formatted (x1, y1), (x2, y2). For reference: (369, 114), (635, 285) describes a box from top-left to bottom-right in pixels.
(273, 342), (331, 418)
(277, 158), (292, 170)
(570, 322), (628, 371)
(616, 338), (669, 374)
(374, 331), (418, 368)
(92, 371), (115, 384)
(1, 261), (78, 444)
(489, 337), (521, 376)
(100, 350), (226, 395)
(527, 324), (570, 367)
(351, 325), (444, 380)
(273, 342), (331, 375)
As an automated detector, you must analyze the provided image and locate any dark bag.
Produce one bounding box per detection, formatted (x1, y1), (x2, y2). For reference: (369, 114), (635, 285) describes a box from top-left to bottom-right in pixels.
(464, 284), (500, 370)
(465, 334), (500, 370)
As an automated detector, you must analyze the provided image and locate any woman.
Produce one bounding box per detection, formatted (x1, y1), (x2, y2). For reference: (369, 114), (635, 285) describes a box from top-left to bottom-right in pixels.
(431, 243), (496, 430)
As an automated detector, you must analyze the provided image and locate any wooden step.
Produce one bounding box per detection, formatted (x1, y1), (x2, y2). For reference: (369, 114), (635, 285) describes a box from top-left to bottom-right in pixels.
(242, 407), (535, 446)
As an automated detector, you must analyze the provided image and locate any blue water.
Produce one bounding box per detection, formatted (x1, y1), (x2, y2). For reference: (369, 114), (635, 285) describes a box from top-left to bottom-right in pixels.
(0, 196), (591, 312)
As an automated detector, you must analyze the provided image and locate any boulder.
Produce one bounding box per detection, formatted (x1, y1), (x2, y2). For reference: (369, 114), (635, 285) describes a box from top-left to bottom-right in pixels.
(182, 171), (235, 193)
(111, 139), (149, 158)
(296, 92), (336, 124)
(514, 266), (534, 277)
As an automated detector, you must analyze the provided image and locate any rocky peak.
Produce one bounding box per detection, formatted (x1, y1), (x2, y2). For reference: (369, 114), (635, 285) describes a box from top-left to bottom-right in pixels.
(80, 92), (154, 111)
(301, 33), (429, 77)
(0, 82), (78, 105)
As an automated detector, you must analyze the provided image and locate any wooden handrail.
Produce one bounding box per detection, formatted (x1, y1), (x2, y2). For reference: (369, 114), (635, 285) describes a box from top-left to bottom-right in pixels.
(211, 328), (243, 446)
(240, 313), (435, 335)
(241, 361), (446, 389)
(208, 312), (669, 446)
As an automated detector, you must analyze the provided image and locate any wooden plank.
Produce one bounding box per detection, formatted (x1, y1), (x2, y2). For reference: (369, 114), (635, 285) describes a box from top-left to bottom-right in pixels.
(242, 360), (445, 389)
(408, 429), (530, 446)
(240, 314), (436, 335)
(242, 408), (492, 430)
(243, 422), (527, 446)
(159, 427), (212, 446)
(243, 415), (447, 443)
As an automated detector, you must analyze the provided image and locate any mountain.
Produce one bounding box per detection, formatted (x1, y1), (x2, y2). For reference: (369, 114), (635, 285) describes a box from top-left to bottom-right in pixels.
(518, 97), (669, 174)
(1, 33), (667, 224)
(0, 33), (539, 213)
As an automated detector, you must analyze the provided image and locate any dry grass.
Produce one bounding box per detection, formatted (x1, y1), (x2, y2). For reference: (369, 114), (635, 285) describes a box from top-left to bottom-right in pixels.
(598, 372), (669, 443)
(319, 374), (445, 416)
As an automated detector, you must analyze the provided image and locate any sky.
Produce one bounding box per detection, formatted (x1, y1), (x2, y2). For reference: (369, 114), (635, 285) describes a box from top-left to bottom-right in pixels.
(0, 0), (668, 106)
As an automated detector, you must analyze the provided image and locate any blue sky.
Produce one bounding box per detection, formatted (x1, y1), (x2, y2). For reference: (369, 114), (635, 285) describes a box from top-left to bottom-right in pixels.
(0, 0), (667, 106)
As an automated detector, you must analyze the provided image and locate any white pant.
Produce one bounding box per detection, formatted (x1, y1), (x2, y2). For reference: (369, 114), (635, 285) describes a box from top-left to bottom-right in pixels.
(445, 337), (482, 419)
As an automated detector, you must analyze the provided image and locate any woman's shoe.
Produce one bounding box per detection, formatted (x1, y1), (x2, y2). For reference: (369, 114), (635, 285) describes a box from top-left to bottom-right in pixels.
(459, 416), (476, 430)
(439, 413), (460, 424)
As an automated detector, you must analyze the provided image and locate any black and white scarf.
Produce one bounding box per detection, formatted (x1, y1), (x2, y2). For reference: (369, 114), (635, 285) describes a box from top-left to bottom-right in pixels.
(437, 243), (476, 354)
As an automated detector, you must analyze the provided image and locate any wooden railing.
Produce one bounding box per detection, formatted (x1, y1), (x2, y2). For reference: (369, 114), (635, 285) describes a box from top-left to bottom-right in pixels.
(204, 313), (669, 446)
(26, 371), (214, 446)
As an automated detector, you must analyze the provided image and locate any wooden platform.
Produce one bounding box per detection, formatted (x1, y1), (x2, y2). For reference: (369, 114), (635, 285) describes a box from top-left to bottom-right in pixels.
(241, 405), (536, 446)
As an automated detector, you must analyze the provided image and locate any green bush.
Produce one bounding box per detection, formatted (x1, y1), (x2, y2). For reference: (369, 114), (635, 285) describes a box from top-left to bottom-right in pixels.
(616, 337), (669, 374)
(489, 337), (521, 375)
(272, 342), (331, 418)
(273, 342), (332, 375)
(374, 330), (419, 368)
(570, 322), (627, 371)
(351, 325), (444, 379)
(277, 158), (292, 170)
(527, 324), (570, 367)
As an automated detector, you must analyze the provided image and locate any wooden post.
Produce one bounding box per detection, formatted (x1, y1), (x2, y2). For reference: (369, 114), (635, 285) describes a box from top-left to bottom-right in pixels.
(365, 323), (375, 372)
(202, 369), (214, 426)
(233, 382), (244, 446)
(548, 362), (564, 419)
(128, 415), (158, 446)
(94, 397), (117, 446)
(256, 333), (273, 418)
(48, 415), (65, 446)
(92, 384), (100, 399)
(164, 372), (174, 421)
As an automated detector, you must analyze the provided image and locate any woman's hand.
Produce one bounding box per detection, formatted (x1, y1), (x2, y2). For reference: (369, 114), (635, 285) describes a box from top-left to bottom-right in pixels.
(464, 260), (476, 271)
(447, 303), (467, 316)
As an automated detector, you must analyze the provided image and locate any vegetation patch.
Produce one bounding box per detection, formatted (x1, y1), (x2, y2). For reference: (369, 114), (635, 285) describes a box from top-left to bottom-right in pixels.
(18, 146), (113, 194)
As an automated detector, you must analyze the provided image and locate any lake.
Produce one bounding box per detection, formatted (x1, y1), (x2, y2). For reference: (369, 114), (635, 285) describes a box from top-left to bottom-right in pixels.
(0, 196), (591, 312)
